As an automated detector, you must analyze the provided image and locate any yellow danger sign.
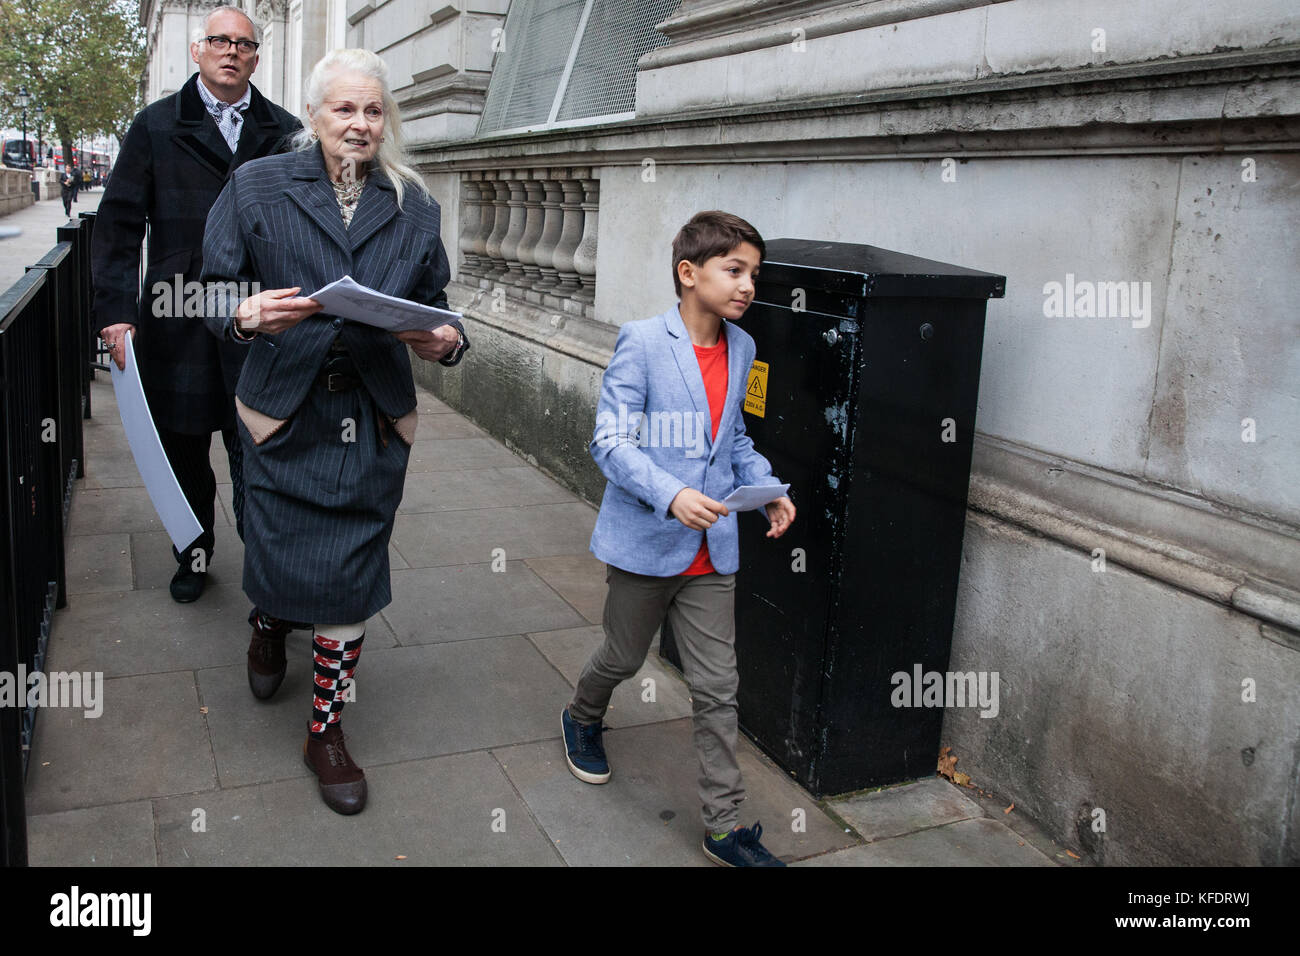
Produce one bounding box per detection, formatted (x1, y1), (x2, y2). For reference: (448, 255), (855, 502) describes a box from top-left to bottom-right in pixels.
(744, 360), (768, 418)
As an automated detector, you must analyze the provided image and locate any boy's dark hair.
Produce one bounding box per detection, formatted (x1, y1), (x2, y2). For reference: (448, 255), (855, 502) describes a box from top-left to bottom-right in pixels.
(671, 210), (765, 297)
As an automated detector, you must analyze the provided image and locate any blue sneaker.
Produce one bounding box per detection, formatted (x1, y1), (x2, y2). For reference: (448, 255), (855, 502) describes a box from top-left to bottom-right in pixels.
(561, 707), (610, 784)
(702, 822), (786, 867)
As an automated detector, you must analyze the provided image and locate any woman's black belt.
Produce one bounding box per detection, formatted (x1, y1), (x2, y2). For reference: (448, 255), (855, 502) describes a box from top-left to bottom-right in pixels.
(318, 352), (363, 392)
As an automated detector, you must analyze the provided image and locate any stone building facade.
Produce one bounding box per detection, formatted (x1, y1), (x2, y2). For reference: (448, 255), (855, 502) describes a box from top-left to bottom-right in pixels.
(139, 0), (504, 138)
(140, 0), (323, 111)
(142, 0), (1300, 866)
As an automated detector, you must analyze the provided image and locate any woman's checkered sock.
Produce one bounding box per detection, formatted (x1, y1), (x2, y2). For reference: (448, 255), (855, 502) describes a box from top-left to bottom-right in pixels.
(310, 622), (365, 737)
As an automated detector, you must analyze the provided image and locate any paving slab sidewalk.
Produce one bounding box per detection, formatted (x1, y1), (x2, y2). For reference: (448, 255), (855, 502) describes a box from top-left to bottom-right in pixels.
(0, 191), (101, 290)
(25, 376), (1063, 866)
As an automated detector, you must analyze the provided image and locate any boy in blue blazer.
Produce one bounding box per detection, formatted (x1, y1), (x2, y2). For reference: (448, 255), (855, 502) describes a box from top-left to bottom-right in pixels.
(562, 211), (796, 866)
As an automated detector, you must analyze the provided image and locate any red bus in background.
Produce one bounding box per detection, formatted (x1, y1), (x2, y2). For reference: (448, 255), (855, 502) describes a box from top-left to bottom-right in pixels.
(52, 148), (88, 170)
(90, 152), (110, 185)
(2, 139), (35, 170)
(8, 143), (114, 182)
(52, 148), (103, 183)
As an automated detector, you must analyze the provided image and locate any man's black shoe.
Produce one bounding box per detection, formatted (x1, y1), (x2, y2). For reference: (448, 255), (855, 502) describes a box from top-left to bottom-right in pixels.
(170, 565), (207, 603)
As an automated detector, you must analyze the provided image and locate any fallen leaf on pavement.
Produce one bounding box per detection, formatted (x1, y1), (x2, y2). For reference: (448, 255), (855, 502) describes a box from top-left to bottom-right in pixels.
(1066, 849), (1080, 859)
(937, 746), (957, 780)
(199, 706), (208, 714)
(953, 771), (971, 786)
(1004, 803), (1014, 814)
(395, 855), (406, 860)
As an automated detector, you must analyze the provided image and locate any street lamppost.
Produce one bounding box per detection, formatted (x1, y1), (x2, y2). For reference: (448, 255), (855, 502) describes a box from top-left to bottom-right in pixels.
(34, 104), (44, 167)
(15, 87), (31, 168)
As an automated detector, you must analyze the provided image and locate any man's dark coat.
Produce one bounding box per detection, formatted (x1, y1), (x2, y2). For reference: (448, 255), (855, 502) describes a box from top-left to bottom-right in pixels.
(91, 73), (300, 433)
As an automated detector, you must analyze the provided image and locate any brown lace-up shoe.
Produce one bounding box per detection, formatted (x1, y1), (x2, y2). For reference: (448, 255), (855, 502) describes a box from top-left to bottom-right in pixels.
(247, 610), (290, 700)
(303, 722), (367, 815)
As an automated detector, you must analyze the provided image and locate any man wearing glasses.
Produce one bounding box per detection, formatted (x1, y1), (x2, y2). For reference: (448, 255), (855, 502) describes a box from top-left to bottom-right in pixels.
(92, 5), (300, 603)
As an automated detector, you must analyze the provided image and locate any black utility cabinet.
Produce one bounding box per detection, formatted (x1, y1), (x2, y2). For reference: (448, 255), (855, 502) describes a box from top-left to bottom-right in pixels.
(661, 238), (1005, 796)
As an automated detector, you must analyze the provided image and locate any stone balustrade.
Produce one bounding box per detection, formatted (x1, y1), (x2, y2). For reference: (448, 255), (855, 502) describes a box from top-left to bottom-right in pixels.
(457, 168), (598, 318)
(31, 168), (60, 201)
(0, 167), (35, 217)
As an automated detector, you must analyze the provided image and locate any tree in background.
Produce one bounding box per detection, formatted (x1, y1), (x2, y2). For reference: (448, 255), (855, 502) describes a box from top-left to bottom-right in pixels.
(0, 0), (145, 164)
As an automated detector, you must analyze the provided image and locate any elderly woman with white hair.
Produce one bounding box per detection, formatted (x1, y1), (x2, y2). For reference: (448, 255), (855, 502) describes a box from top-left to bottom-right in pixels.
(200, 48), (469, 814)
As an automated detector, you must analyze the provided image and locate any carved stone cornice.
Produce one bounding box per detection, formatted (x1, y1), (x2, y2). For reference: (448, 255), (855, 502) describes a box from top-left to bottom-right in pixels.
(408, 53), (1300, 170)
(254, 0), (288, 24)
(969, 435), (1300, 639)
(140, 0), (223, 29)
(648, 0), (992, 67)
(394, 73), (492, 121)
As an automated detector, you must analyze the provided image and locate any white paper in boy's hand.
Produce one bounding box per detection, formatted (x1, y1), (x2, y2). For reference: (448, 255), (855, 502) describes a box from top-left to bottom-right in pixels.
(721, 483), (791, 512)
(307, 275), (462, 333)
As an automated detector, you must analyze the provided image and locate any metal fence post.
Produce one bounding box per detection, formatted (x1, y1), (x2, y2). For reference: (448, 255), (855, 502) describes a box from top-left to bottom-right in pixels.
(0, 213), (96, 867)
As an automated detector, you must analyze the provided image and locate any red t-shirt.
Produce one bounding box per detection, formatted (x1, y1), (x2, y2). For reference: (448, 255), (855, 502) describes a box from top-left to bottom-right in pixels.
(681, 329), (728, 575)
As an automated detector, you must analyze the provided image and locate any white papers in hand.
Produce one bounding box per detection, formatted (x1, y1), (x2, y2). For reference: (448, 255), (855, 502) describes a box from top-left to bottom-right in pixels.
(110, 332), (203, 554)
(307, 275), (462, 333)
(721, 483), (790, 512)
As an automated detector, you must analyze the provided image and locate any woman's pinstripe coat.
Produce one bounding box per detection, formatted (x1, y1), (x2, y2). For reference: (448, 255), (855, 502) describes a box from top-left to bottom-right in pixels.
(198, 144), (464, 622)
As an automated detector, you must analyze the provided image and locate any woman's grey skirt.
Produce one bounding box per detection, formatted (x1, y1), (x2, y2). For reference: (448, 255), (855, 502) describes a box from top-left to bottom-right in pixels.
(238, 380), (411, 625)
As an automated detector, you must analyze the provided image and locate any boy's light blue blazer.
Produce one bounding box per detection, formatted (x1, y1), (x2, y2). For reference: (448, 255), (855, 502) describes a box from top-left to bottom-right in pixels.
(589, 304), (782, 576)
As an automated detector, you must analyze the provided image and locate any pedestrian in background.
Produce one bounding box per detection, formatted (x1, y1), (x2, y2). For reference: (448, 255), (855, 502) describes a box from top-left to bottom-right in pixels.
(59, 166), (76, 217)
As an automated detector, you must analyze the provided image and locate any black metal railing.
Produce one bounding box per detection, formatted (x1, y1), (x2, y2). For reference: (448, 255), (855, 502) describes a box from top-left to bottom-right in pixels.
(0, 211), (95, 867)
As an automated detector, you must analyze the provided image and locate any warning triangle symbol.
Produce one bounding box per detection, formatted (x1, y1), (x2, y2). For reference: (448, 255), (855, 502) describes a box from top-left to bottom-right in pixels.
(747, 376), (765, 399)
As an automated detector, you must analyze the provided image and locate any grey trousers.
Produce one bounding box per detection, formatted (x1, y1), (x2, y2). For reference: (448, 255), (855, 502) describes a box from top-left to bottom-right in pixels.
(570, 565), (744, 833)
